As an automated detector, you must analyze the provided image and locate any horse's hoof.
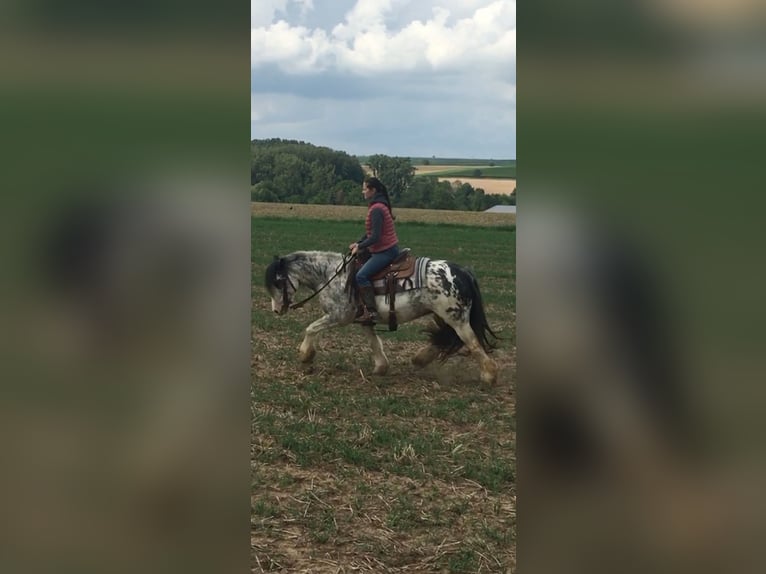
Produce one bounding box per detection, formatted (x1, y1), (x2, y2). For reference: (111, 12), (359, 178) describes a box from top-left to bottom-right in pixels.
(373, 364), (388, 376)
(299, 348), (316, 363)
(481, 371), (498, 386)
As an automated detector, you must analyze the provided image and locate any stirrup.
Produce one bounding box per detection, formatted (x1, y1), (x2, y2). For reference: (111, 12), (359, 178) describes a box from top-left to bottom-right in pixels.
(354, 308), (377, 325)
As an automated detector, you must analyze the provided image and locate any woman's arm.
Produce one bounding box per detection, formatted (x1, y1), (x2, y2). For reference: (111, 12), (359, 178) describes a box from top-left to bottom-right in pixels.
(357, 208), (383, 249)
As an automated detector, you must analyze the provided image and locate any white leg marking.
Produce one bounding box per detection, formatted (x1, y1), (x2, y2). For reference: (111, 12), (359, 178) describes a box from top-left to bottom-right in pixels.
(299, 314), (338, 363)
(453, 323), (498, 386)
(362, 325), (389, 375)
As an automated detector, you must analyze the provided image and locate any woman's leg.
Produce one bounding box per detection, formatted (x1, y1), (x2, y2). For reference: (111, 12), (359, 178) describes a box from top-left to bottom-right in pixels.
(354, 247), (398, 324)
(356, 246), (399, 286)
(356, 254), (392, 286)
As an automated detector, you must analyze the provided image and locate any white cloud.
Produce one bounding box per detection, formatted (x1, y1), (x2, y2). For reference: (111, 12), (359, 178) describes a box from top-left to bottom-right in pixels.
(251, 0), (516, 158)
(287, 0), (316, 20)
(251, 90), (515, 158)
(251, 0), (516, 76)
(251, 23), (334, 73)
(251, 0), (287, 29)
(251, 92), (324, 125)
(252, 0), (316, 28)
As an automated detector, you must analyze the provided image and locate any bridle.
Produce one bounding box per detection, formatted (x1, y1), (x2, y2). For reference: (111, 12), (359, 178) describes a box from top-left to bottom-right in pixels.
(274, 273), (298, 312)
(275, 252), (354, 312)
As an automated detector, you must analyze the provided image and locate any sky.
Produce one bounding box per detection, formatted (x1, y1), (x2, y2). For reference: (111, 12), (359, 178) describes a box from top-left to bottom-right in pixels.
(251, 0), (516, 159)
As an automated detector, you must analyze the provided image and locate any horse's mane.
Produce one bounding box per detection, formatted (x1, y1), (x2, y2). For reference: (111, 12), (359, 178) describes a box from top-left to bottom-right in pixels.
(264, 256), (282, 289)
(287, 250), (344, 262)
(265, 251), (345, 289)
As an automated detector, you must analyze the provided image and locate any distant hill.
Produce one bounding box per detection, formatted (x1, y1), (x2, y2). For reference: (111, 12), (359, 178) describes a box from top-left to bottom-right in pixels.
(411, 157), (516, 167)
(356, 156), (516, 168)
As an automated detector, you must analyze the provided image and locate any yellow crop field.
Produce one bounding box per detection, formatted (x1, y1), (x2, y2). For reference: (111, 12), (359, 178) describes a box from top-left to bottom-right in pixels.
(437, 177), (516, 195)
(360, 164), (517, 196)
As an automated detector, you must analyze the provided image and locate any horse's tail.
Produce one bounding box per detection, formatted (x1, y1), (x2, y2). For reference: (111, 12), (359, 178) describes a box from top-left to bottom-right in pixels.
(467, 272), (500, 353)
(426, 268), (499, 358)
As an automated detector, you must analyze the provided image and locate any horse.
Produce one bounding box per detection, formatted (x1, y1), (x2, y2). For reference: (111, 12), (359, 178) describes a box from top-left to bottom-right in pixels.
(264, 250), (500, 385)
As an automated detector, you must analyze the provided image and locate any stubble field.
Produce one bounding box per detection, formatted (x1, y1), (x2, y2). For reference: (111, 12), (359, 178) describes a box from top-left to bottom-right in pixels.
(251, 202), (515, 226)
(251, 203), (516, 573)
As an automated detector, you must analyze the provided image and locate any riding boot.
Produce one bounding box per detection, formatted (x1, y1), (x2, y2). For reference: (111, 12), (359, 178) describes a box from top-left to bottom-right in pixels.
(354, 285), (378, 325)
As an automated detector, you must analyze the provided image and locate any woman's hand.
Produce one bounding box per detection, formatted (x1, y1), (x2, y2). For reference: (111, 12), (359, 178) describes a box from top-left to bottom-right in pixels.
(349, 242), (359, 255)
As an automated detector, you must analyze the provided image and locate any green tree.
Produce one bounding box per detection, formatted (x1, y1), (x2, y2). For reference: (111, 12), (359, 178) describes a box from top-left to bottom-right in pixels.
(366, 154), (415, 203)
(250, 139), (366, 203)
(431, 182), (456, 210)
(336, 180), (364, 205)
(469, 188), (486, 211)
(306, 161), (336, 201)
(453, 182), (475, 211)
(402, 176), (433, 208)
(250, 148), (275, 185)
(251, 181), (280, 202)
(272, 153), (309, 199)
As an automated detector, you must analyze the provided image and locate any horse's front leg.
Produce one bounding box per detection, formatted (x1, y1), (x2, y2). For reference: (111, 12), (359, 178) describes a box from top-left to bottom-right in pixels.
(299, 314), (339, 363)
(362, 325), (389, 375)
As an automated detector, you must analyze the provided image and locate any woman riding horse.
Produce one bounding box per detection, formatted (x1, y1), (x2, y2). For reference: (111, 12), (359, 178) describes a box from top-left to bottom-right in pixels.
(265, 249), (500, 385)
(349, 176), (399, 325)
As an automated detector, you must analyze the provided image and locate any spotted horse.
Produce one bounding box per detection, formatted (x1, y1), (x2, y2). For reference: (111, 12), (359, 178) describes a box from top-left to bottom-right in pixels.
(264, 250), (499, 385)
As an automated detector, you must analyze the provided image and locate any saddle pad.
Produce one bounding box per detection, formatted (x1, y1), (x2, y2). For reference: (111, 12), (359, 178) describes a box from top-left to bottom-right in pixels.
(372, 256), (430, 293)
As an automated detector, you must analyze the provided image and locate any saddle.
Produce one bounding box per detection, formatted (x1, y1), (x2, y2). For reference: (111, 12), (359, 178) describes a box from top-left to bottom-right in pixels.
(351, 248), (416, 331)
(370, 248), (415, 283)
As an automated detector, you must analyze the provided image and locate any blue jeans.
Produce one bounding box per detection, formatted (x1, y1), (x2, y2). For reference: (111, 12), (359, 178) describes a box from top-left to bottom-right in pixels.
(356, 245), (399, 287)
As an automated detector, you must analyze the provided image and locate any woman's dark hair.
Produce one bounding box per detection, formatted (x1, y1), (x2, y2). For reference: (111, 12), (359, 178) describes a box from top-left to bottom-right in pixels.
(364, 176), (394, 219)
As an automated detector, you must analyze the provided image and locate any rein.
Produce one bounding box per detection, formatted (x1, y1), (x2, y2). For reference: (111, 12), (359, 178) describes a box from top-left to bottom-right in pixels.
(287, 252), (354, 310)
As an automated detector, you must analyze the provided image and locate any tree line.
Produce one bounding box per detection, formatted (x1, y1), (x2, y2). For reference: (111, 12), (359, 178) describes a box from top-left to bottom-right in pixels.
(251, 139), (515, 211)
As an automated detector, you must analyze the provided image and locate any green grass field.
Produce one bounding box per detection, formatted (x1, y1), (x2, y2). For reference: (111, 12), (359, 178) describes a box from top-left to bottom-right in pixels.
(252, 213), (515, 572)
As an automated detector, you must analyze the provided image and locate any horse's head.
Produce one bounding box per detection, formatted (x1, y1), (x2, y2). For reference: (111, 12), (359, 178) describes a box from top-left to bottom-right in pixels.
(264, 255), (298, 315)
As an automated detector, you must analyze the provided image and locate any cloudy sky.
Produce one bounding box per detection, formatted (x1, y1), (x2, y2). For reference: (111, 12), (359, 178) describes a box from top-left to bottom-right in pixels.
(251, 0), (516, 159)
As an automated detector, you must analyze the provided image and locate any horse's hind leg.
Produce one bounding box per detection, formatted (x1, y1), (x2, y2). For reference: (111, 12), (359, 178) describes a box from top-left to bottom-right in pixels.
(362, 325), (389, 375)
(412, 316), (445, 368)
(452, 321), (498, 386)
(412, 344), (440, 368)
